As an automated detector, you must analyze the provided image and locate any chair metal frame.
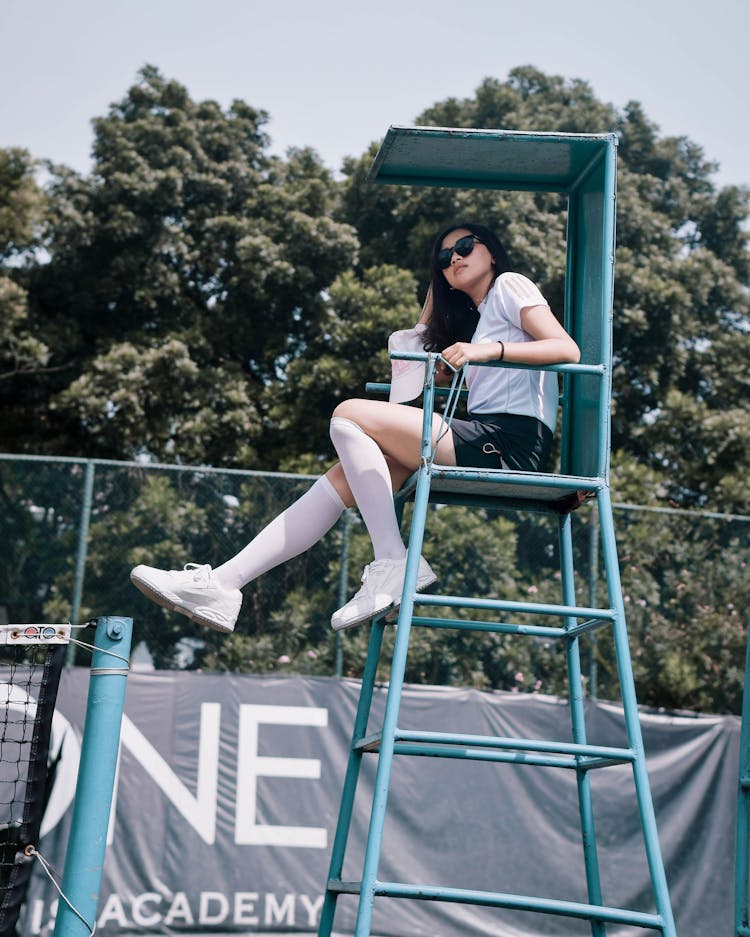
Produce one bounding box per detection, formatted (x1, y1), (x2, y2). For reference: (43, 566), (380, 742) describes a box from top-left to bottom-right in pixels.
(318, 126), (676, 937)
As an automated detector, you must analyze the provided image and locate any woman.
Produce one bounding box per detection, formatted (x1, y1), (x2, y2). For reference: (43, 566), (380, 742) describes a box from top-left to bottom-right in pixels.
(130, 222), (580, 634)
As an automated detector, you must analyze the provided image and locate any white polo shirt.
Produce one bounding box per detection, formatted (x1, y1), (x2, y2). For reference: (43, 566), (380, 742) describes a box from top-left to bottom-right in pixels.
(467, 272), (558, 432)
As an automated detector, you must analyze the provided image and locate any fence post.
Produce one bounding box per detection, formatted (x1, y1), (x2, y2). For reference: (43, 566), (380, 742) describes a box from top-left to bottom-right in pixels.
(68, 461), (95, 666)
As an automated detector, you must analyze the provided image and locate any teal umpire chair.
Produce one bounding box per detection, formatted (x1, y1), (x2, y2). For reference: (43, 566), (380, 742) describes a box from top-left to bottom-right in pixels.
(318, 127), (676, 937)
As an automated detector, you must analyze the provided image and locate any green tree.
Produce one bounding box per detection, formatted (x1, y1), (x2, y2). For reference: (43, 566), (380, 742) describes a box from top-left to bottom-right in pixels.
(0, 149), (51, 401)
(7, 66), (357, 464)
(265, 263), (421, 471)
(3, 65), (749, 713)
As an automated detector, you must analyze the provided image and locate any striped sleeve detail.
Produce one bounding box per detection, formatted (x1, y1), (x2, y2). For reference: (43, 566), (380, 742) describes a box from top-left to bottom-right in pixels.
(501, 272), (548, 308)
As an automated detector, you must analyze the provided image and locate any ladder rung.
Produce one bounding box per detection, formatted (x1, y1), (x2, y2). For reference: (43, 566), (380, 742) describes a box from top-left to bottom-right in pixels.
(392, 743), (621, 770)
(327, 880), (665, 930)
(411, 615), (609, 639)
(356, 730), (635, 767)
(413, 593), (617, 623)
(566, 617), (609, 637)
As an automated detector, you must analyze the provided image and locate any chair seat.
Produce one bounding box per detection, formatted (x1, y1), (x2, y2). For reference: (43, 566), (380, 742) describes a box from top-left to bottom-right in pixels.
(396, 466), (603, 513)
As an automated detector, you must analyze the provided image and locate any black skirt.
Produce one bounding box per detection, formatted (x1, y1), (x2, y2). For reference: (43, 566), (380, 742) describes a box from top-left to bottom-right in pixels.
(449, 412), (553, 472)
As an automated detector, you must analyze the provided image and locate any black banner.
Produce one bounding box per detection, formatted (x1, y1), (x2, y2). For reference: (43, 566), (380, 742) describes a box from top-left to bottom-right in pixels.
(21, 671), (738, 936)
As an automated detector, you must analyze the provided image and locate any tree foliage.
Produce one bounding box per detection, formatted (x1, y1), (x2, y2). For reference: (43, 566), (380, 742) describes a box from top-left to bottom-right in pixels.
(0, 149), (50, 388)
(1, 65), (749, 712)
(2, 66), (358, 463)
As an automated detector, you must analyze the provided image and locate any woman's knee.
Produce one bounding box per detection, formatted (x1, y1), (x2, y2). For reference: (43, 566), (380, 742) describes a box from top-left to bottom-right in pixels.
(332, 398), (366, 422)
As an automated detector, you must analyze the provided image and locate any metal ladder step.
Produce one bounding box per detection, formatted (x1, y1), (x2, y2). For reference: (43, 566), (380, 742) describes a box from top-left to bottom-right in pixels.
(327, 879), (665, 931)
(410, 614), (610, 640)
(355, 729), (635, 771)
(403, 593), (616, 640)
(413, 592), (616, 622)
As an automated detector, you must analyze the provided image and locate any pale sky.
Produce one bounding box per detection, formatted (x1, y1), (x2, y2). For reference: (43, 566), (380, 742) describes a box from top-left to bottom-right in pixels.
(1, 0), (748, 189)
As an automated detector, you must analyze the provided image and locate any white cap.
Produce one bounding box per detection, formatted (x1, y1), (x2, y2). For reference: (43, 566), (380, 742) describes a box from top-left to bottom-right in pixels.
(388, 324), (428, 404)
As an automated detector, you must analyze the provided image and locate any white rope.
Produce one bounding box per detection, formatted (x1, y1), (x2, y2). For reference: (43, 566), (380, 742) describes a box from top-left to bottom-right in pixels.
(429, 358), (467, 468)
(66, 636), (131, 667)
(26, 845), (96, 937)
(69, 618), (101, 630)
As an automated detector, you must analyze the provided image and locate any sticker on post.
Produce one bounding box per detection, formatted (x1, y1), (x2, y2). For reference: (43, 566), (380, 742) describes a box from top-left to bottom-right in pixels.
(1, 625), (72, 645)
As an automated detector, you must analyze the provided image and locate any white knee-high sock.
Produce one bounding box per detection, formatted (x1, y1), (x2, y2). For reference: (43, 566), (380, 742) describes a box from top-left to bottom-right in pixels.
(214, 475), (346, 590)
(329, 416), (406, 562)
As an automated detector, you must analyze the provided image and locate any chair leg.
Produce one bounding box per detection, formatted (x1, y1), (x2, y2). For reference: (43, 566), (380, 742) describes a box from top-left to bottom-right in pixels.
(353, 469), (432, 937)
(597, 488), (677, 937)
(318, 620), (386, 937)
(559, 512), (606, 937)
(321, 480), (675, 936)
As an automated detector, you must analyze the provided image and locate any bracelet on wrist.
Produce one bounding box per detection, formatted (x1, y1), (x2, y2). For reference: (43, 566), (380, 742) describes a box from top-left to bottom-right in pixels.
(498, 340), (505, 361)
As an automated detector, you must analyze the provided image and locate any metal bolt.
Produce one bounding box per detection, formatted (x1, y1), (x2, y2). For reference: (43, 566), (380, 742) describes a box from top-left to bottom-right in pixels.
(107, 621), (124, 639)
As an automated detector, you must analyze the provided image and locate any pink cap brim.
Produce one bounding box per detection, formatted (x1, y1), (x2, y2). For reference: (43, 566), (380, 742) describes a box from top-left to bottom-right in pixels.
(388, 326), (427, 404)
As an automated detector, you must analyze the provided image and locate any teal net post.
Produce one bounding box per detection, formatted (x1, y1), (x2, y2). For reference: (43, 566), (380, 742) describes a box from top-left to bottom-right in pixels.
(53, 616), (133, 937)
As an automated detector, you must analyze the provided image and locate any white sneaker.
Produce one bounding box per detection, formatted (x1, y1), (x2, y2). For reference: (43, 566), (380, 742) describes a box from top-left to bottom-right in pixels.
(331, 556), (437, 632)
(130, 563), (242, 633)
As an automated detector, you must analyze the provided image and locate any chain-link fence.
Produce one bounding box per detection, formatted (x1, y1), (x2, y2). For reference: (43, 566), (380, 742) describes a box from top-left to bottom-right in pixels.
(1, 453), (748, 712)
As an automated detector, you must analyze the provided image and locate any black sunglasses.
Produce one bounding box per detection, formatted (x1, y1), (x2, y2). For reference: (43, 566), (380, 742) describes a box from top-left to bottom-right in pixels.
(437, 234), (482, 270)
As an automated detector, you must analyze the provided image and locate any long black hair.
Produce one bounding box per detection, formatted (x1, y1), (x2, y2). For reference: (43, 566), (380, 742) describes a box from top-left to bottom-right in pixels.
(422, 222), (512, 352)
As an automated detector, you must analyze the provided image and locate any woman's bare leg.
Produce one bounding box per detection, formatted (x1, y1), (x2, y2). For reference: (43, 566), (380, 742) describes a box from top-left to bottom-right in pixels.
(131, 399), (453, 632)
(329, 399), (456, 562)
(216, 399), (454, 589)
(327, 399), (450, 628)
(332, 398), (457, 470)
